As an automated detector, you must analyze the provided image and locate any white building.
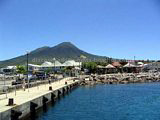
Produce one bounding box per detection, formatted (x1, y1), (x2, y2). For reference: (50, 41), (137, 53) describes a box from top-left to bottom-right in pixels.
(62, 60), (81, 67)
(28, 64), (40, 71)
(0, 66), (17, 74)
(22, 59), (82, 73)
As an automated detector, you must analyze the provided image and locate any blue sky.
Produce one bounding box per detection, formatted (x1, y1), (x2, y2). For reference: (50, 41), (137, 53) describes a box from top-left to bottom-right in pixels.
(0, 0), (160, 61)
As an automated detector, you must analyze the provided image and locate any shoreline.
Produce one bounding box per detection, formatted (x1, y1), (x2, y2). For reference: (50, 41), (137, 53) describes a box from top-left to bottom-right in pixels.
(80, 73), (160, 86)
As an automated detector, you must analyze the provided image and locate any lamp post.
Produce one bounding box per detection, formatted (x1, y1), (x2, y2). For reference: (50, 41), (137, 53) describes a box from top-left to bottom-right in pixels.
(3, 73), (7, 98)
(14, 75), (16, 96)
(79, 59), (81, 78)
(53, 58), (56, 82)
(45, 71), (47, 87)
(26, 51), (29, 92)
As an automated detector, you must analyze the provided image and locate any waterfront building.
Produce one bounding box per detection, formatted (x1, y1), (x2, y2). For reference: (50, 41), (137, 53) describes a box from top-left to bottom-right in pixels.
(28, 64), (40, 72)
(123, 63), (136, 73)
(97, 64), (117, 74)
(106, 64), (116, 74)
(112, 62), (123, 73)
(27, 60), (82, 75)
(97, 65), (107, 74)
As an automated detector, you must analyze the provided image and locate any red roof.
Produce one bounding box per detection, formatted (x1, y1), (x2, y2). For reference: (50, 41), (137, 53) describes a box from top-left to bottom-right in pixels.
(112, 62), (122, 67)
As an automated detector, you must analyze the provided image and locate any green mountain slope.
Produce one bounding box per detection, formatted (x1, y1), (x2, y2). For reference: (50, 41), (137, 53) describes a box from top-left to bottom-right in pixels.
(0, 42), (106, 67)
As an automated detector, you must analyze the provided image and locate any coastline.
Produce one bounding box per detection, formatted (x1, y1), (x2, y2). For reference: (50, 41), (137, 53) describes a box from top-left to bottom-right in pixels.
(80, 73), (160, 86)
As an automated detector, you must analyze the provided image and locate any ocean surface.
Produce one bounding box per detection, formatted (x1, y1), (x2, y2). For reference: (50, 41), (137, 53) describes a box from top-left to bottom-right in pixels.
(35, 83), (160, 120)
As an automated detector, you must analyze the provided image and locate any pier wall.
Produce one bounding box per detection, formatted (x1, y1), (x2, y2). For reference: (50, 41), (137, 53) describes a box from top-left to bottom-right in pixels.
(0, 81), (80, 120)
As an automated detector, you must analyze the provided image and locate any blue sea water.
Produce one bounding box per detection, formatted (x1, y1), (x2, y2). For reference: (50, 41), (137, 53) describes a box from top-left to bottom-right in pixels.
(36, 83), (160, 120)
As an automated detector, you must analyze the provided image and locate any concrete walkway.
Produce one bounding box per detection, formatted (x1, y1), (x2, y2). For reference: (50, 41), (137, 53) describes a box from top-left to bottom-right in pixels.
(0, 77), (78, 113)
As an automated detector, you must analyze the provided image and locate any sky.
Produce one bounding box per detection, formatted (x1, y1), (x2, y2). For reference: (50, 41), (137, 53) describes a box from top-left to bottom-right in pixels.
(0, 0), (160, 61)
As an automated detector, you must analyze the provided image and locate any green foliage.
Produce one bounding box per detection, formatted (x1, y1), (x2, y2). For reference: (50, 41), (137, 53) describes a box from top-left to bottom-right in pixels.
(16, 65), (26, 74)
(82, 62), (97, 73)
(61, 67), (66, 73)
(96, 62), (107, 66)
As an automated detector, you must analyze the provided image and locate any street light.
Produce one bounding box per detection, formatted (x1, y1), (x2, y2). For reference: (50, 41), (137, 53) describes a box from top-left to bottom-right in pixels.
(53, 58), (56, 82)
(79, 59), (81, 78)
(3, 73), (7, 98)
(26, 51), (29, 92)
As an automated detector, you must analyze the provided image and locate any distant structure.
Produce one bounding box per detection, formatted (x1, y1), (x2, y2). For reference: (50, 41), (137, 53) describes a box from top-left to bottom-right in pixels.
(0, 66), (17, 74)
(28, 60), (81, 72)
(144, 62), (160, 72)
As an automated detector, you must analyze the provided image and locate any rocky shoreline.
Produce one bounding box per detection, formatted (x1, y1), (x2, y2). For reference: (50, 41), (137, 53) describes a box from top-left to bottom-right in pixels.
(80, 73), (160, 86)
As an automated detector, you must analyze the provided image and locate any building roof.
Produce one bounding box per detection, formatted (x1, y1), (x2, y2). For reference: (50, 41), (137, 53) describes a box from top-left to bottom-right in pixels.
(106, 64), (116, 68)
(54, 60), (62, 67)
(137, 62), (144, 65)
(112, 62), (122, 67)
(32, 60), (80, 67)
(123, 63), (135, 68)
(41, 61), (53, 67)
(41, 60), (62, 67)
(28, 64), (40, 67)
(62, 60), (81, 67)
(97, 65), (106, 69)
(138, 64), (147, 67)
(6, 66), (17, 69)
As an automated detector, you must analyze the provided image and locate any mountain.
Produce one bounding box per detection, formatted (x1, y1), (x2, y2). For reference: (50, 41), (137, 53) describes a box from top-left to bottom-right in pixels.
(0, 42), (107, 68)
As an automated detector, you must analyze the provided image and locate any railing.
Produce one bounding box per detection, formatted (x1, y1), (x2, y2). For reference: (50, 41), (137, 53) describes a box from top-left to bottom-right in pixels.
(0, 76), (78, 100)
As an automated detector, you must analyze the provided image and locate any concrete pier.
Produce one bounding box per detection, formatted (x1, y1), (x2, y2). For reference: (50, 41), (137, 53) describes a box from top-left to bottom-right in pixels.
(0, 77), (80, 120)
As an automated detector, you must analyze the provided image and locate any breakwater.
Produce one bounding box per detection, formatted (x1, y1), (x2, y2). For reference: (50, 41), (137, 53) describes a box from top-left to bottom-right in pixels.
(0, 77), (81, 120)
(81, 73), (160, 85)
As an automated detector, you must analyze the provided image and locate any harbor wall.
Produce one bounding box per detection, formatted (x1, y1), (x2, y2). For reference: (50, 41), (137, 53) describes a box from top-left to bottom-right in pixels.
(0, 81), (80, 120)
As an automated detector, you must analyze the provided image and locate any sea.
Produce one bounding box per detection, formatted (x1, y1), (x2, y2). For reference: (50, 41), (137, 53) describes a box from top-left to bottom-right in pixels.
(25, 83), (160, 120)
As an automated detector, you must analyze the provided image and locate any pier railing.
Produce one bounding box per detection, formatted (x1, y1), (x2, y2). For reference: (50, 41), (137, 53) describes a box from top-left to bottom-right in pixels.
(0, 76), (75, 100)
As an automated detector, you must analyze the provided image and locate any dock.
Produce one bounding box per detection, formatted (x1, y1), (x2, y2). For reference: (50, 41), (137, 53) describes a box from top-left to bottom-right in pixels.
(0, 77), (80, 120)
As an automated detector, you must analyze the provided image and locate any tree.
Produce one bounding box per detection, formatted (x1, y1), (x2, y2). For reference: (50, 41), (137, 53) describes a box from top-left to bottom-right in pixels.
(16, 65), (26, 74)
(82, 62), (97, 73)
(96, 62), (107, 66)
(61, 66), (73, 76)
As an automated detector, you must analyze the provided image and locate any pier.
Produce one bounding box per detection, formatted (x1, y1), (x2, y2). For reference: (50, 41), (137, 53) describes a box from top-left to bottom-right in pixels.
(0, 77), (80, 120)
